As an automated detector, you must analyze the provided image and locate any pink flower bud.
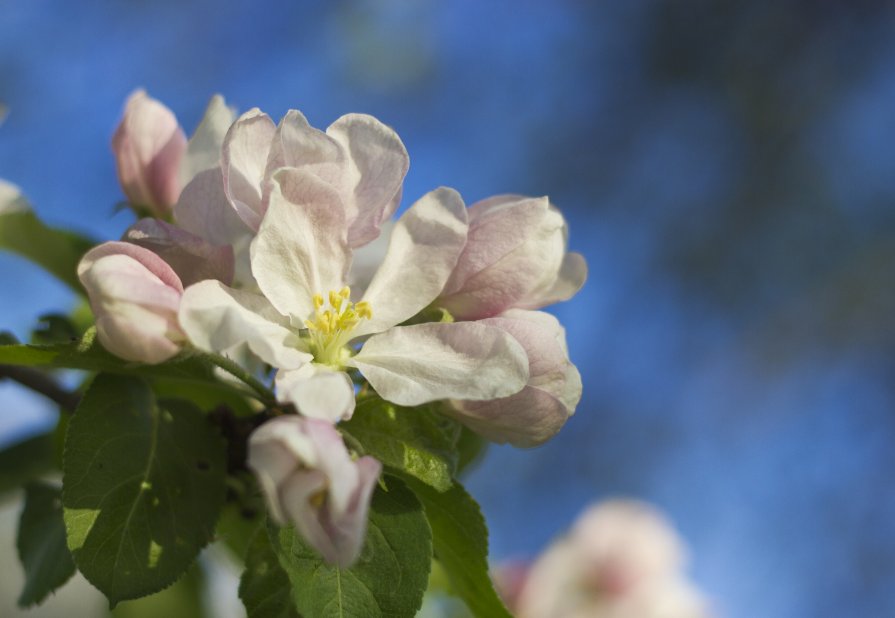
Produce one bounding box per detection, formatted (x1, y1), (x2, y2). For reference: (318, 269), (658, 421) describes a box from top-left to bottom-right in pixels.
(437, 195), (587, 320)
(111, 90), (187, 217)
(446, 310), (582, 447)
(77, 241), (185, 364)
(248, 416), (382, 567)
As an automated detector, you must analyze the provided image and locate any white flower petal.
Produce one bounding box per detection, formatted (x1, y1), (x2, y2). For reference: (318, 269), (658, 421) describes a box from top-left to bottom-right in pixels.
(179, 279), (310, 369)
(326, 113), (409, 247)
(346, 219), (395, 297)
(275, 365), (356, 422)
(350, 321), (529, 406)
(353, 187), (468, 337)
(174, 166), (252, 247)
(179, 94), (236, 187)
(222, 108), (276, 230)
(266, 109), (345, 187)
(439, 196), (568, 319)
(517, 251), (588, 310)
(251, 167), (350, 322)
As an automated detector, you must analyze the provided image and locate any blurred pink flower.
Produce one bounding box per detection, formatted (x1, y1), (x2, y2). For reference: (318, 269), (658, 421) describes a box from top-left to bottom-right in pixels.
(510, 500), (712, 618)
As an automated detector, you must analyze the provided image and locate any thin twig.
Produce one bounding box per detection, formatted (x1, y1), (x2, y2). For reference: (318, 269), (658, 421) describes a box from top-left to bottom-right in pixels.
(0, 364), (80, 411)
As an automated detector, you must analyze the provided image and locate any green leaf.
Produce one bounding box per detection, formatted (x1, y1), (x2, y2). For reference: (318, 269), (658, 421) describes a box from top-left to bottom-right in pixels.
(0, 432), (56, 496)
(341, 395), (460, 492)
(408, 480), (511, 618)
(0, 188), (96, 294)
(16, 482), (77, 606)
(239, 529), (299, 618)
(111, 563), (207, 618)
(270, 477), (432, 618)
(62, 374), (227, 606)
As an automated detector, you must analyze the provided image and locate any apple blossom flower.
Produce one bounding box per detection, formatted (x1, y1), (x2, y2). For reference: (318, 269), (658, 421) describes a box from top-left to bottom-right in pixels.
(77, 241), (186, 364)
(436, 194), (587, 320)
(512, 500), (711, 618)
(247, 415), (381, 567)
(111, 90), (188, 217)
(444, 309), (582, 447)
(179, 170), (530, 422)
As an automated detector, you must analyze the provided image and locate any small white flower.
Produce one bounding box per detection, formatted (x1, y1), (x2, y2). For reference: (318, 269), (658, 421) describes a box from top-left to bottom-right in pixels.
(247, 415), (381, 567)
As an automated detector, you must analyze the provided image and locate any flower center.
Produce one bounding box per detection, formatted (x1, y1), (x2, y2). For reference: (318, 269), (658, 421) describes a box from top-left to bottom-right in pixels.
(304, 286), (372, 367)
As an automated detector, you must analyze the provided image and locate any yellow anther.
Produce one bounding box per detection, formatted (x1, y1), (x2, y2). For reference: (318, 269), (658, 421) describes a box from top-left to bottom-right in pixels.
(340, 286), (351, 299)
(329, 290), (342, 311)
(313, 294), (324, 309)
(356, 301), (372, 320)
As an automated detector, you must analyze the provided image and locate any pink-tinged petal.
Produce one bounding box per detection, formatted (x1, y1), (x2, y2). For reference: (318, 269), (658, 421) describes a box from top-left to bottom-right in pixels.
(179, 279), (310, 369)
(179, 94), (236, 187)
(353, 187), (468, 338)
(275, 365), (356, 422)
(174, 166), (252, 247)
(124, 218), (234, 286)
(247, 417), (382, 567)
(222, 108), (276, 230)
(325, 455), (381, 567)
(111, 90), (187, 216)
(266, 110), (345, 188)
(516, 251), (588, 310)
(326, 113), (409, 247)
(251, 168), (350, 321)
(446, 387), (572, 449)
(350, 321), (529, 406)
(78, 242), (185, 364)
(438, 195), (574, 320)
(447, 309), (581, 447)
(79, 241), (183, 293)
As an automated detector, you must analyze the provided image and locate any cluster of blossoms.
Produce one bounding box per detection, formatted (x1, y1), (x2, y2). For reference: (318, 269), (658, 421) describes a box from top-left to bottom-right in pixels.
(495, 500), (712, 618)
(78, 90), (586, 566)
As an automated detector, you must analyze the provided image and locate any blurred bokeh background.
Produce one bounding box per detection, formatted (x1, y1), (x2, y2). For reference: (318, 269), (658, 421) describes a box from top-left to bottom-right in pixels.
(2, 1), (895, 616)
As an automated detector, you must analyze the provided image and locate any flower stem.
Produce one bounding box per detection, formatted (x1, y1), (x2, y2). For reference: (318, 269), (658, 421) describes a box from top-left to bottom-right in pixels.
(204, 352), (277, 406)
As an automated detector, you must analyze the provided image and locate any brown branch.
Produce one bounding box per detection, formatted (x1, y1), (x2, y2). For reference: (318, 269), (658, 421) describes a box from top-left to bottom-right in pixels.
(0, 364), (80, 412)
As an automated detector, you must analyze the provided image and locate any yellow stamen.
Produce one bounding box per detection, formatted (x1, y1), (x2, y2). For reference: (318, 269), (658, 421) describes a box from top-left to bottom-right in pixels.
(305, 286), (373, 362)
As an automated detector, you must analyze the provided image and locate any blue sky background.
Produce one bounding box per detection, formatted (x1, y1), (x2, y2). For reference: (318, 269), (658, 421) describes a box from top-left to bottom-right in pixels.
(2, 1), (895, 616)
